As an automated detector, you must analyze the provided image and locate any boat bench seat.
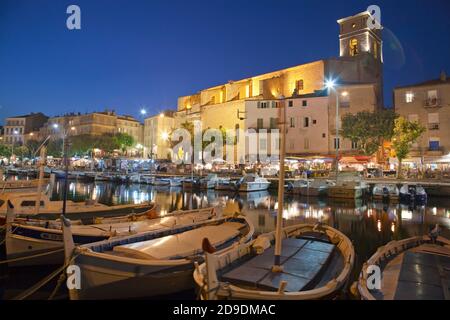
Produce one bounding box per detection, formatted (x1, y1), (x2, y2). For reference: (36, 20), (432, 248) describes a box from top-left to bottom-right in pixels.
(222, 238), (335, 292)
(113, 222), (244, 260)
(394, 251), (450, 300)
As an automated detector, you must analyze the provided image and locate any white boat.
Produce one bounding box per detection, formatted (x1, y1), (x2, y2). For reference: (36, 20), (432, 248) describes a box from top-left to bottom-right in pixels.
(372, 183), (399, 201)
(194, 223), (355, 300)
(62, 213), (254, 299)
(285, 179), (308, 194)
(399, 184), (427, 204)
(0, 192), (156, 222)
(286, 179), (332, 196)
(129, 173), (141, 184)
(5, 206), (213, 266)
(357, 229), (450, 300)
(236, 174), (270, 192)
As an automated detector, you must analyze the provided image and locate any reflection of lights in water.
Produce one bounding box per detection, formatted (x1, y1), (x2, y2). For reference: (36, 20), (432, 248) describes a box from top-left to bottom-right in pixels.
(160, 209), (168, 216)
(283, 207), (299, 219)
(274, 202), (278, 210)
(377, 219), (381, 232)
(391, 222), (395, 233)
(367, 209), (372, 218)
(432, 207), (437, 215)
(401, 210), (412, 220)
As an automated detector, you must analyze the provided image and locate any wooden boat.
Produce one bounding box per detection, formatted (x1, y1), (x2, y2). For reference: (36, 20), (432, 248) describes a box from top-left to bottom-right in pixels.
(0, 178), (50, 194)
(357, 229), (450, 300)
(5, 206), (213, 267)
(0, 192), (156, 222)
(62, 213), (254, 299)
(286, 179), (332, 196)
(194, 223), (355, 300)
(236, 174), (270, 192)
(399, 184), (427, 204)
(372, 183), (399, 201)
(327, 180), (367, 199)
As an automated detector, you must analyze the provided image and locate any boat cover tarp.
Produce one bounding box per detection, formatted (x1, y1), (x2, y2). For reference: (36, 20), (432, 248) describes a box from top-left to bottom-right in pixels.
(394, 251), (450, 300)
(113, 221), (244, 260)
(222, 238), (335, 292)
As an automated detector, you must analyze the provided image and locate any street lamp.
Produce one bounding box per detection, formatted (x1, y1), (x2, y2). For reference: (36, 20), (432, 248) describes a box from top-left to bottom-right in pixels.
(325, 78), (342, 181)
(140, 108), (147, 116)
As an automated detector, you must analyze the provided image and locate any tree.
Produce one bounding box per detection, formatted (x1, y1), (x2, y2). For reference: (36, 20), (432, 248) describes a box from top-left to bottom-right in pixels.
(47, 139), (63, 157)
(342, 110), (397, 157)
(0, 144), (12, 158)
(113, 133), (135, 155)
(391, 116), (425, 178)
(15, 146), (29, 159)
(25, 139), (42, 158)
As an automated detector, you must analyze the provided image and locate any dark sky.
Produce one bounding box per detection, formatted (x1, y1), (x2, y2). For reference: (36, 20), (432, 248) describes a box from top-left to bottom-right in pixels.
(1, 0), (449, 124)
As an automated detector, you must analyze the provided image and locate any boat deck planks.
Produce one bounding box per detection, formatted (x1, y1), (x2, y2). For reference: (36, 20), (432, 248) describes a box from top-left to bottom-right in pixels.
(222, 238), (336, 292)
(393, 251), (450, 300)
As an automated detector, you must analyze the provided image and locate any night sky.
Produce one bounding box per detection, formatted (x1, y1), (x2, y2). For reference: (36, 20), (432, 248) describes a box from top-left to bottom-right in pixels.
(1, 0), (449, 124)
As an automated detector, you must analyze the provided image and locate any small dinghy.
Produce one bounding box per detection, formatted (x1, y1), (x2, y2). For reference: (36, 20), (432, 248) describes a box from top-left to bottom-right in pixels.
(372, 184), (399, 201)
(194, 223), (355, 300)
(0, 192), (156, 222)
(357, 226), (450, 300)
(62, 213), (254, 299)
(399, 184), (427, 204)
(5, 205), (212, 266)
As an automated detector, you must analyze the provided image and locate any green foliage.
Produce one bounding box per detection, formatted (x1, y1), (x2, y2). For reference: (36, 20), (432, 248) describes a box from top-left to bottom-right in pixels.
(47, 139), (63, 157)
(392, 116), (426, 162)
(341, 110), (397, 156)
(0, 144), (12, 157)
(113, 133), (135, 153)
(25, 140), (41, 157)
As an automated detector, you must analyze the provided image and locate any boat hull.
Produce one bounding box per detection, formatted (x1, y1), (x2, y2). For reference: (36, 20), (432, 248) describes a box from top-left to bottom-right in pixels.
(238, 182), (270, 192)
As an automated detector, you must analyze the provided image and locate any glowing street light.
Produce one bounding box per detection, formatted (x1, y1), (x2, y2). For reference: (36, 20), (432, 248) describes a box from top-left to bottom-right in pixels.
(159, 113), (165, 118)
(140, 108), (147, 116)
(161, 131), (169, 141)
(325, 78), (336, 90)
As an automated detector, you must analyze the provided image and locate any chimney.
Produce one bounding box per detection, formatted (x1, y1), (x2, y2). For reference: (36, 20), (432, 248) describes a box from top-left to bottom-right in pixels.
(440, 70), (447, 82)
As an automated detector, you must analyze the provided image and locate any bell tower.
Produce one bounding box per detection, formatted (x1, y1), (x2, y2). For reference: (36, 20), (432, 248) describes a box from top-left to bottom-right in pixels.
(337, 11), (383, 63)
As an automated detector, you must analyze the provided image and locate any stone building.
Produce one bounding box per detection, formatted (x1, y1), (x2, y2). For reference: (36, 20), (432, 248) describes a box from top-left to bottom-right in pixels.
(394, 71), (450, 159)
(3, 112), (48, 146)
(143, 111), (175, 159)
(172, 10), (383, 162)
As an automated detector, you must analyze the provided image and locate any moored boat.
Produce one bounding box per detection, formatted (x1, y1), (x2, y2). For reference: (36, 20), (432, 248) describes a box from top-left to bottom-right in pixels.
(62, 213), (254, 299)
(357, 228), (450, 300)
(5, 205), (215, 267)
(236, 174), (270, 192)
(399, 184), (427, 204)
(372, 183), (399, 201)
(194, 223), (355, 300)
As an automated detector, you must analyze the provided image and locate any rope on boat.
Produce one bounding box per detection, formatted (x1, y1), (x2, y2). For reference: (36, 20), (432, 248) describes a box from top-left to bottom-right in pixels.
(11, 251), (79, 300)
(48, 270), (67, 300)
(0, 248), (64, 265)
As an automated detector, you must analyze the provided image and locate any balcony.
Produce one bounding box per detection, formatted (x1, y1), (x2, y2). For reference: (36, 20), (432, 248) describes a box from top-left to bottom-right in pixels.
(426, 147), (444, 156)
(424, 98), (442, 108)
(428, 123), (440, 130)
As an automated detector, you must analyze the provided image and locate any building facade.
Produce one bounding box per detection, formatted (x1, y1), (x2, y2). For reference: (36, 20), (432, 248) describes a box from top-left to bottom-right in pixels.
(394, 71), (450, 157)
(170, 10), (382, 162)
(3, 112), (48, 146)
(144, 111), (175, 159)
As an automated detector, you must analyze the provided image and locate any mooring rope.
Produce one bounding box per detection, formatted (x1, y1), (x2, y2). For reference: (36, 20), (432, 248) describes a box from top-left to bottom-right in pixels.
(11, 252), (79, 300)
(0, 248), (64, 265)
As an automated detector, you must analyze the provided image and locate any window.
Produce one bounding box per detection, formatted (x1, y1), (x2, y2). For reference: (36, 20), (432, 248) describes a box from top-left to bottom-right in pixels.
(21, 201), (44, 207)
(322, 133), (326, 138)
(312, 119), (317, 125)
(271, 101), (278, 108)
(302, 100), (307, 107)
(334, 138), (340, 149)
(288, 100), (293, 107)
(270, 118), (279, 129)
(427, 90), (438, 106)
(352, 23), (356, 28)
(351, 140), (358, 149)
(373, 42), (378, 59)
(428, 113), (439, 123)
(304, 138), (310, 150)
(290, 117), (295, 128)
(289, 140), (295, 150)
(303, 117), (309, 128)
(258, 102), (268, 109)
(257, 118), (263, 129)
(349, 38), (359, 56)
(429, 139), (440, 151)
(296, 80), (304, 91)
(258, 214), (265, 227)
(405, 92), (414, 103)
(260, 138), (267, 149)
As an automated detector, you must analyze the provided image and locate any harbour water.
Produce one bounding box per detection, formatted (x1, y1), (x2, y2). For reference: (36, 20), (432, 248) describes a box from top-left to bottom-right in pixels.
(1, 179), (450, 299)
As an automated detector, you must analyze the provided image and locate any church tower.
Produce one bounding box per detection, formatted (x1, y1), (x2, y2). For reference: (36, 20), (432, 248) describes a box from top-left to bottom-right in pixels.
(337, 11), (383, 63)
